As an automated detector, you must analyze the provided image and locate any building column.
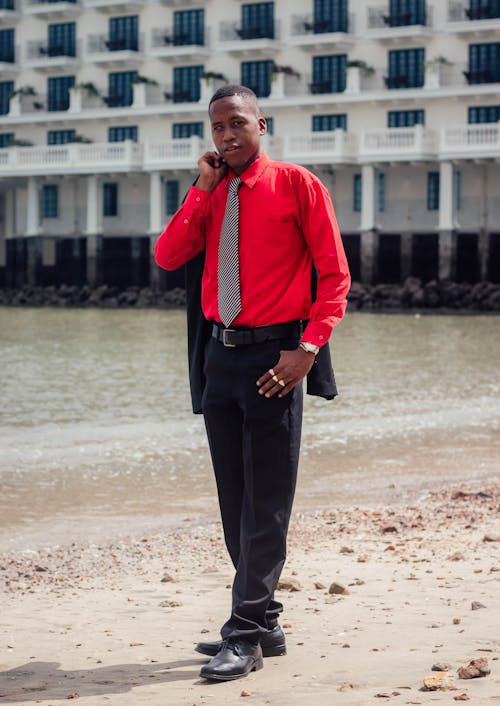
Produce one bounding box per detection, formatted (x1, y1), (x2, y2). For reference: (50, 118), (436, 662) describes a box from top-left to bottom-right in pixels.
(438, 161), (456, 280)
(26, 176), (40, 237)
(149, 171), (164, 290)
(85, 175), (102, 287)
(360, 164), (378, 283)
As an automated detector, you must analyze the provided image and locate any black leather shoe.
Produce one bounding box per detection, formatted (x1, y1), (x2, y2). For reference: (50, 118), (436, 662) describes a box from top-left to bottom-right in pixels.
(195, 625), (286, 658)
(199, 638), (263, 681)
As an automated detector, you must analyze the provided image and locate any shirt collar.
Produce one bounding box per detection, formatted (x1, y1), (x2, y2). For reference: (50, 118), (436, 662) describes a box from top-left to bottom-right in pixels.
(226, 152), (270, 190)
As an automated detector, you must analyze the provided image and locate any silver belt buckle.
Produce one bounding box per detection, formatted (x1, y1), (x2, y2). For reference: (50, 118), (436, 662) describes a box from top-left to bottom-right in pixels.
(222, 328), (236, 347)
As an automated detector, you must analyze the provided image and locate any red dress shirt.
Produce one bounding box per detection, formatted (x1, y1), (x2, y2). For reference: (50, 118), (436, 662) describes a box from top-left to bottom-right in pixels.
(155, 152), (350, 347)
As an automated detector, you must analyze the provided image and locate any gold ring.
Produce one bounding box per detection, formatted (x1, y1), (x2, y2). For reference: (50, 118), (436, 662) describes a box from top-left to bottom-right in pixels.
(278, 379), (285, 387)
(268, 368), (275, 376)
(272, 375), (279, 383)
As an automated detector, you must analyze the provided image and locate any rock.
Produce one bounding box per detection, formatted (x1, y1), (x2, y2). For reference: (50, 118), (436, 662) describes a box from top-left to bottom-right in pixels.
(357, 554), (369, 563)
(453, 695), (470, 701)
(337, 683), (353, 692)
(448, 551), (465, 561)
(240, 690), (251, 697)
(328, 582), (349, 595)
(422, 672), (457, 691)
(432, 663), (450, 671)
(314, 581), (326, 590)
(457, 658), (490, 679)
(277, 577), (302, 592)
(381, 525), (398, 534)
(453, 618), (461, 624)
(159, 600), (182, 608)
(483, 534), (500, 542)
(161, 573), (177, 583)
(471, 601), (486, 610)
(340, 546), (354, 554)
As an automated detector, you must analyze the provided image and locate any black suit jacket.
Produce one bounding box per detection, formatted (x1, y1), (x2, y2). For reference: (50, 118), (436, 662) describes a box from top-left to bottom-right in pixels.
(185, 252), (337, 414)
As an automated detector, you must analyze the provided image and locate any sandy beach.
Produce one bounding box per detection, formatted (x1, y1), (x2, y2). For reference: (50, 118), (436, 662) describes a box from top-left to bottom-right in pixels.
(1, 483), (499, 706)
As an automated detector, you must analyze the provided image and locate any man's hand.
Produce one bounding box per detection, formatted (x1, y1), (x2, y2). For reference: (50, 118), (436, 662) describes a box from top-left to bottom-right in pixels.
(197, 151), (228, 192)
(256, 347), (316, 398)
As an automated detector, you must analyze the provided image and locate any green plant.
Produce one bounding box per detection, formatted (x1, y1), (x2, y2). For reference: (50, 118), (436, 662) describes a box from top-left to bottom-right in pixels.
(11, 86), (37, 98)
(74, 82), (101, 97)
(425, 56), (452, 70)
(70, 134), (93, 143)
(202, 71), (228, 84)
(271, 63), (301, 80)
(6, 138), (34, 147)
(132, 75), (159, 86)
(346, 60), (375, 77)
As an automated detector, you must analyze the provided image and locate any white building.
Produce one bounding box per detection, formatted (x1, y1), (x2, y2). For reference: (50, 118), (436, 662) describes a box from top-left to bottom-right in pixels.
(0, 0), (499, 288)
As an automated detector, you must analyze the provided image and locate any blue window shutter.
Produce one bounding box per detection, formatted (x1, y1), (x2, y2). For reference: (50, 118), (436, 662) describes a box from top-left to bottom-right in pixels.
(103, 183), (118, 217)
(312, 54), (347, 92)
(43, 185), (59, 218)
(108, 71), (137, 106)
(109, 15), (138, 51)
(378, 173), (385, 212)
(0, 81), (14, 115)
(165, 180), (179, 215)
(312, 113), (347, 131)
(427, 172), (439, 210)
(0, 132), (14, 147)
(241, 3), (274, 39)
(172, 122), (204, 138)
(48, 23), (76, 57)
(353, 174), (362, 212)
(313, 0), (348, 32)
(173, 65), (203, 102)
(241, 60), (273, 97)
(48, 129), (75, 144)
(173, 9), (204, 45)
(108, 125), (138, 142)
(0, 28), (15, 63)
(47, 75), (75, 111)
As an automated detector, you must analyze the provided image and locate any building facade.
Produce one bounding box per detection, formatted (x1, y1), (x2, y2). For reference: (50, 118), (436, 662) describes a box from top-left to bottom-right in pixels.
(0, 0), (499, 289)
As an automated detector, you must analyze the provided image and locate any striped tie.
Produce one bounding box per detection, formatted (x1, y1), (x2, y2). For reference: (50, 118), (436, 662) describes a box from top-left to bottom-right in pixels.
(218, 176), (242, 327)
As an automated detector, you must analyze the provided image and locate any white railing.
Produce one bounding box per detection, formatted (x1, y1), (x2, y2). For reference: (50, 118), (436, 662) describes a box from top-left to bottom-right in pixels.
(361, 126), (437, 159)
(0, 140), (143, 174)
(284, 130), (358, 163)
(441, 123), (500, 155)
(144, 136), (210, 167)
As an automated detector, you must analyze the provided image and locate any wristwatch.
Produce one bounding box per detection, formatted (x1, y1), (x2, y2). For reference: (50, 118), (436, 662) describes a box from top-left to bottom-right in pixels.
(299, 341), (320, 356)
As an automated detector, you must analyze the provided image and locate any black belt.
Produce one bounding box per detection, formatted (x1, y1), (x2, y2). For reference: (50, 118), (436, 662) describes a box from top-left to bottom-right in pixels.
(212, 321), (303, 348)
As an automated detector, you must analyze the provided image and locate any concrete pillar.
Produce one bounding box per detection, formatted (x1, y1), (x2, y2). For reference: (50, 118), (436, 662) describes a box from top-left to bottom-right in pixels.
(360, 165), (377, 283)
(86, 234), (103, 287)
(400, 231), (413, 280)
(148, 171), (163, 235)
(26, 177), (40, 236)
(85, 175), (101, 235)
(438, 161), (456, 280)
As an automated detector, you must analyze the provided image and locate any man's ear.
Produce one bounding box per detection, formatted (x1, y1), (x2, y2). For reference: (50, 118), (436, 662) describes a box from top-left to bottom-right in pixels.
(258, 116), (267, 135)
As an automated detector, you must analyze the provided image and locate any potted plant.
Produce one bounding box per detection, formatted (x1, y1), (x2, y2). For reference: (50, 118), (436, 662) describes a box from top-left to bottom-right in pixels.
(6, 138), (34, 147)
(271, 63), (301, 80)
(132, 75), (159, 86)
(11, 86), (37, 98)
(202, 71), (228, 85)
(346, 60), (375, 77)
(70, 133), (93, 143)
(74, 82), (101, 98)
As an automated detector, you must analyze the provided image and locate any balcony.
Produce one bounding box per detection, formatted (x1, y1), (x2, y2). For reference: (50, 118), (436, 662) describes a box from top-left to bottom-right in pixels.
(159, 0), (202, 5)
(360, 125), (437, 162)
(149, 27), (211, 61)
(366, 5), (433, 40)
(0, 2), (20, 25)
(445, 2), (500, 32)
(440, 123), (500, 159)
(23, 0), (81, 19)
(218, 20), (280, 54)
(0, 50), (18, 74)
(0, 141), (143, 177)
(283, 130), (357, 165)
(25, 40), (81, 71)
(288, 13), (355, 50)
(84, 0), (146, 12)
(144, 136), (210, 169)
(86, 33), (143, 66)
(463, 67), (499, 84)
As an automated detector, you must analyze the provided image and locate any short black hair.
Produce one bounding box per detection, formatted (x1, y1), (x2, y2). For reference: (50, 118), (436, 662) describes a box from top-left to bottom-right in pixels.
(209, 84), (259, 109)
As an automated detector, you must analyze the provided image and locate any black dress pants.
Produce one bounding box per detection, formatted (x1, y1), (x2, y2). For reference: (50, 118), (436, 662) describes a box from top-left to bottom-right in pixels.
(201, 334), (303, 642)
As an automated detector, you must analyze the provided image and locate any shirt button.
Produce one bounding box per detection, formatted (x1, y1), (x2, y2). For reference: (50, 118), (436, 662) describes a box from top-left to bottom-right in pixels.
(183, 219), (189, 224)
(319, 335), (324, 340)
(196, 197), (201, 202)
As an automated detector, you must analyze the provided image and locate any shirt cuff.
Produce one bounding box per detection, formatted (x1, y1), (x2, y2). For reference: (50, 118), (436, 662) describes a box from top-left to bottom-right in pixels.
(301, 321), (333, 348)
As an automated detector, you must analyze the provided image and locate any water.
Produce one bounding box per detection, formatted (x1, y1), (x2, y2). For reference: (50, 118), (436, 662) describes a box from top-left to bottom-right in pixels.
(1, 308), (499, 549)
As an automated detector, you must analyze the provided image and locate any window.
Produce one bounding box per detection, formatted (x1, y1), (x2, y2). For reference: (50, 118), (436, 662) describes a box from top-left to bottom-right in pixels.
(427, 172), (439, 211)
(313, 0), (348, 33)
(467, 0), (500, 20)
(0, 1), (15, 9)
(454, 170), (461, 211)
(173, 65), (203, 102)
(241, 60), (273, 97)
(387, 109), (425, 127)
(388, 0), (426, 26)
(240, 3), (274, 39)
(311, 54), (347, 94)
(108, 15), (138, 51)
(468, 105), (500, 123)
(0, 81), (13, 115)
(378, 173), (386, 212)
(0, 132), (14, 148)
(0, 28), (14, 63)
(172, 122), (204, 138)
(107, 71), (137, 107)
(312, 113), (347, 131)
(173, 9), (204, 46)
(108, 125), (138, 142)
(48, 23), (76, 57)
(48, 129), (75, 144)
(264, 116), (273, 134)
(42, 185), (59, 219)
(47, 75), (75, 111)
(467, 43), (500, 84)
(165, 180), (179, 215)
(387, 48), (425, 89)
(353, 174), (362, 212)
(103, 183), (118, 217)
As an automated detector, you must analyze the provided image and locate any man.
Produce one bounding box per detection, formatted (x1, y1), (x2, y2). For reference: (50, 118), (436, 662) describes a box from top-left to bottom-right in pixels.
(155, 85), (350, 681)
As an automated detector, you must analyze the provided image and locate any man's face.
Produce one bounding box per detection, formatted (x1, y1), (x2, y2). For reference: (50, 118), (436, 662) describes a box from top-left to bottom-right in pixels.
(209, 95), (266, 175)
